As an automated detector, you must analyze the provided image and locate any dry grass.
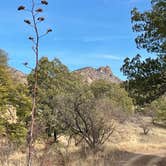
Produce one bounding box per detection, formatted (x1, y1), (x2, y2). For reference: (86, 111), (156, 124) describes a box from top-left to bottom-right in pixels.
(0, 118), (166, 166)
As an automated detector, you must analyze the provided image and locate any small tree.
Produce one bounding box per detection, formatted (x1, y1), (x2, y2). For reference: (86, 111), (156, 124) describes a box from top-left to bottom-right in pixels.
(17, 1), (52, 165)
(56, 88), (115, 153)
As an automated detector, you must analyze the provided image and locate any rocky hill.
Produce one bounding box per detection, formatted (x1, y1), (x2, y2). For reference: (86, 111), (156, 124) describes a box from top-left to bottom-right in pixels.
(74, 66), (122, 84)
(8, 66), (121, 85)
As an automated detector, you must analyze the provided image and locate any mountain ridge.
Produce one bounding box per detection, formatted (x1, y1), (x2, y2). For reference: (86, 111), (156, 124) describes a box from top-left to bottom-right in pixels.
(9, 65), (122, 84)
(73, 66), (122, 84)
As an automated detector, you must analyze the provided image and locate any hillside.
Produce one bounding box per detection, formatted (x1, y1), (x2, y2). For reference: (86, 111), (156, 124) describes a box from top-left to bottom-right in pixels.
(9, 66), (122, 84)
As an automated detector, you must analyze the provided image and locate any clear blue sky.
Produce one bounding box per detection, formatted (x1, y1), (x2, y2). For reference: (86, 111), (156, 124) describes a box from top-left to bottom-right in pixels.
(0, 0), (152, 80)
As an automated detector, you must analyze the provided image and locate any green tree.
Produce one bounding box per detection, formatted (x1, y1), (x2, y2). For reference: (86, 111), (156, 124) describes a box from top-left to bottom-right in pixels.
(121, 55), (166, 105)
(121, 0), (166, 105)
(131, 0), (166, 54)
(0, 50), (31, 144)
(28, 57), (82, 141)
(91, 80), (134, 113)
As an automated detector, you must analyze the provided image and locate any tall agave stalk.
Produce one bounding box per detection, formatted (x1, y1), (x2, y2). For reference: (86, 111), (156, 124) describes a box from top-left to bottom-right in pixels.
(18, 1), (52, 165)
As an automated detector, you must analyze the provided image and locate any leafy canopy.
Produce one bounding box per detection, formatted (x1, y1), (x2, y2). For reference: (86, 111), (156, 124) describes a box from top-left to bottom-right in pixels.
(121, 0), (166, 105)
(131, 0), (166, 54)
(27, 57), (83, 140)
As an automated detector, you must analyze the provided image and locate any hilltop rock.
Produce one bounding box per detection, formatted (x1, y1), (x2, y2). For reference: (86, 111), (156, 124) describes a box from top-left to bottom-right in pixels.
(74, 66), (122, 84)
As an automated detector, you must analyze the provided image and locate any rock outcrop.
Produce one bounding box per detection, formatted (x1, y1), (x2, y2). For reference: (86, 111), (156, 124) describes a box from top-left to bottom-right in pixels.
(74, 66), (122, 84)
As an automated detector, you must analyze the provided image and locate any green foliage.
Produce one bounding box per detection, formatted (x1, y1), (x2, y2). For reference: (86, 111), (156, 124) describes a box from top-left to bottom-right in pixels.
(28, 57), (133, 144)
(0, 69), (13, 107)
(0, 49), (31, 144)
(91, 80), (134, 113)
(146, 96), (166, 125)
(6, 123), (28, 144)
(131, 0), (166, 54)
(14, 84), (31, 123)
(0, 50), (14, 113)
(28, 57), (83, 140)
(28, 57), (81, 96)
(121, 0), (166, 105)
(121, 54), (166, 105)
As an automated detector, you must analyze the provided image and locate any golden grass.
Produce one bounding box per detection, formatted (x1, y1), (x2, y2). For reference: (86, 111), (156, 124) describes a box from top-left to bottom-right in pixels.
(1, 120), (166, 166)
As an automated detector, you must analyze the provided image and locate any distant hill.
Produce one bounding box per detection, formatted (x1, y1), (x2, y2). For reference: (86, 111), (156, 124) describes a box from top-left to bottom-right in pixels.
(8, 66), (122, 85)
(74, 66), (122, 84)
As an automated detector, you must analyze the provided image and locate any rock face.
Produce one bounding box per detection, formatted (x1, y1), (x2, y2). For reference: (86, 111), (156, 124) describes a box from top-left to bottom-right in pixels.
(74, 66), (122, 84)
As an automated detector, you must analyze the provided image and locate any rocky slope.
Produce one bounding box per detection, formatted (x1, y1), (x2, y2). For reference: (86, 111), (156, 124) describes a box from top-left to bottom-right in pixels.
(74, 66), (122, 84)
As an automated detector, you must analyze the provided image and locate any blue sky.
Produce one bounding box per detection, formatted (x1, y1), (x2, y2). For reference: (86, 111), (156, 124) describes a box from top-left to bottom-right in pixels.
(0, 0), (152, 80)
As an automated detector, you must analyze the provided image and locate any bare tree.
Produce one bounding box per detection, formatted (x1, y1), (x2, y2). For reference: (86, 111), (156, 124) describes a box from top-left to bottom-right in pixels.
(56, 91), (115, 153)
(17, 1), (52, 165)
